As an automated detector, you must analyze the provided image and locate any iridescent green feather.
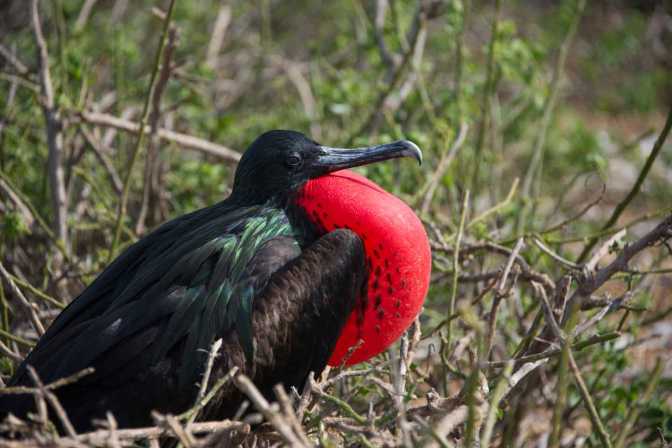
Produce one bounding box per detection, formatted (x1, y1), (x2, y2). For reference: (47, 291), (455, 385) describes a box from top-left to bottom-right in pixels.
(156, 207), (296, 384)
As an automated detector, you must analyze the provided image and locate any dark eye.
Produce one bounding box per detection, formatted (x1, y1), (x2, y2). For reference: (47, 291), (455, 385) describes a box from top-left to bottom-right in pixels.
(286, 153), (303, 169)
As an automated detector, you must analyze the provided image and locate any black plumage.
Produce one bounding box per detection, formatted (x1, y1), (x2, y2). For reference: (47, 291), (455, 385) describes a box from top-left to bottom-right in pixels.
(0, 130), (420, 431)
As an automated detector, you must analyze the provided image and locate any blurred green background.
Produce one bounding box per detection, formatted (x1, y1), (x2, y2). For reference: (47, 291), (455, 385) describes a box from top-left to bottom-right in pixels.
(1, 0), (671, 446)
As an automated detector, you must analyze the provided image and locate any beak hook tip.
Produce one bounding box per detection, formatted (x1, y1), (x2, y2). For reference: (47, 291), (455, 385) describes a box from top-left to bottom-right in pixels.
(399, 140), (422, 165)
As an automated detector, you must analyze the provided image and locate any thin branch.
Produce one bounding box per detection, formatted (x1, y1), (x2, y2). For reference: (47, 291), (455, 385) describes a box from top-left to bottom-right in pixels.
(26, 366), (77, 438)
(0, 327), (34, 348)
(542, 181), (606, 235)
(613, 358), (664, 448)
(273, 384), (312, 446)
(470, 0), (501, 195)
(0, 367), (94, 395)
(575, 214), (672, 301)
(487, 331), (620, 368)
(577, 103), (672, 262)
(446, 190), (470, 350)
(0, 339), (22, 362)
(0, 176), (35, 228)
(373, 0), (397, 69)
(0, 169), (68, 260)
(348, 0), (430, 141)
(109, 0), (178, 260)
(420, 122), (468, 214)
(136, 25), (178, 235)
(566, 349), (612, 448)
(32, 0), (69, 256)
(178, 366), (238, 423)
(532, 236), (581, 270)
(61, 420), (247, 445)
(80, 126), (123, 195)
(483, 238), (524, 359)
(79, 110), (240, 162)
(0, 261), (45, 336)
(75, 0), (99, 31)
(0, 44), (29, 75)
(234, 374), (307, 447)
(480, 361), (513, 447)
(521, 0), (586, 199)
(186, 338), (222, 424)
(467, 177), (519, 230)
(7, 273), (65, 309)
(205, 5), (232, 69)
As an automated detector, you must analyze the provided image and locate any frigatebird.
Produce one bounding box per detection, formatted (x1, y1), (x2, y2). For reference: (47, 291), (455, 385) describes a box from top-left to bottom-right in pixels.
(0, 130), (431, 431)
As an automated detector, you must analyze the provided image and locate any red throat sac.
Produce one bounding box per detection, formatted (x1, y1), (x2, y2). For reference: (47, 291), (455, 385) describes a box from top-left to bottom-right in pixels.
(296, 170), (431, 366)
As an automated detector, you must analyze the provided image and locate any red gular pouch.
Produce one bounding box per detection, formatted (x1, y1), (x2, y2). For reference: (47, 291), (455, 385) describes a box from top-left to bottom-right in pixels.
(296, 169), (431, 366)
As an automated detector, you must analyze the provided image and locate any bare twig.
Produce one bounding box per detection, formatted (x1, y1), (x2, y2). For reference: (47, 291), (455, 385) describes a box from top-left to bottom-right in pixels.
(446, 190), (470, 350)
(234, 374), (307, 447)
(178, 366), (238, 423)
(575, 214), (672, 301)
(205, 5), (231, 69)
(584, 228), (627, 272)
(109, 0), (178, 260)
(7, 273), (65, 309)
(487, 332), (620, 368)
(0, 367), (94, 395)
(521, 0), (586, 199)
(373, 0), (398, 69)
(26, 366), (77, 438)
(273, 385), (312, 446)
(0, 339), (22, 362)
(470, 0), (501, 195)
(578, 103), (672, 262)
(349, 0), (433, 141)
(566, 349), (612, 448)
(484, 238), (524, 358)
(185, 338), (222, 424)
(468, 178), (520, 230)
(161, 414), (195, 447)
(0, 176), (35, 228)
(274, 58), (321, 138)
(613, 358), (664, 448)
(0, 261), (45, 336)
(542, 181), (606, 235)
(136, 25), (179, 235)
(80, 126), (123, 194)
(79, 110), (240, 162)
(0, 44), (29, 75)
(533, 236), (581, 270)
(480, 361), (513, 447)
(63, 420), (247, 445)
(75, 0), (99, 31)
(420, 122), (468, 214)
(0, 328), (34, 348)
(32, 0), (69, 256)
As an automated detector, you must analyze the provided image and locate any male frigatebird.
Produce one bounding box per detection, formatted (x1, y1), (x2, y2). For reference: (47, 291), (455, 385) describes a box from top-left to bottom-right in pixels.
(0, 130), (431, 431)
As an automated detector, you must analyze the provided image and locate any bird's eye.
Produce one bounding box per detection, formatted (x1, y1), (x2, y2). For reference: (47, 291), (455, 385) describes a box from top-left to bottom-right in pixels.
(286, 153), (303, 169)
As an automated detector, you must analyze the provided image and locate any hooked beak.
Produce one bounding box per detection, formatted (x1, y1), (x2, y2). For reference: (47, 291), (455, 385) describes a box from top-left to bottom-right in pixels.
(313, 140), (422, 176)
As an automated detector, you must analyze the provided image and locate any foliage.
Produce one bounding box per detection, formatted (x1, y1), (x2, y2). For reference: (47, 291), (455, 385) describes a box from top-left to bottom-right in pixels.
(0, 0), (671, 446)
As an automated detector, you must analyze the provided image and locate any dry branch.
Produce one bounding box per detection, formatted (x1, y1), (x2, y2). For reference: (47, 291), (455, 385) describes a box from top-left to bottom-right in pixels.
(578, 103), (672, 262)
(79, 111), (240, 162)
(234, 374), (307, 447)
(575, 214), (672, 301)
(31, 0), (69, 256)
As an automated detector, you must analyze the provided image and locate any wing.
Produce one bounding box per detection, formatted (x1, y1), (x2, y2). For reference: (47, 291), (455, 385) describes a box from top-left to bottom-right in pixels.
(2, 203), (301, 426)
(2, 217), (366, 431)
(204, 228), (368, 420)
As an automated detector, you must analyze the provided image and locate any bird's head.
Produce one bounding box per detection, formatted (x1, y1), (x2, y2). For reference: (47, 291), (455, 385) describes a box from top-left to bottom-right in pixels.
(231, 130), (421, 204)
